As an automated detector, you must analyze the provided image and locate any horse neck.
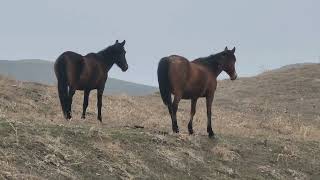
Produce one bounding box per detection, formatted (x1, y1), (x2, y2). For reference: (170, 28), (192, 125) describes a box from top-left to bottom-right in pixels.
(211, 64), (223, 77)
(97, 51), (115, 72)
(104, 60), (114, 72)
(194, 56), (223, 77)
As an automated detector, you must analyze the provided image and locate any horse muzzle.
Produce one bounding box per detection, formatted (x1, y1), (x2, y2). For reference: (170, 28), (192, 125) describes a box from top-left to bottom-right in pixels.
(121, 64), (129, 72)
(230, 72), (238, 80)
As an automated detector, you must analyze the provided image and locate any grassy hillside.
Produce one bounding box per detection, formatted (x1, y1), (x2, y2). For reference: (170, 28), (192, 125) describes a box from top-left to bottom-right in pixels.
(0, 59), (157, 96)
(0, 64), (319, 179)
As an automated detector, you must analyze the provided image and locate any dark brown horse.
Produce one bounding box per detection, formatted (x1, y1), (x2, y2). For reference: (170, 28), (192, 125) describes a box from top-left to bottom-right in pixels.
(157, 47), (237, 138)
(54, 40), (128, 121)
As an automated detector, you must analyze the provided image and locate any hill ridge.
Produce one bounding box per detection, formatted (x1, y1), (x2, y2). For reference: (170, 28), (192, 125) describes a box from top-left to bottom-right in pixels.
(0, 59), (157, 96)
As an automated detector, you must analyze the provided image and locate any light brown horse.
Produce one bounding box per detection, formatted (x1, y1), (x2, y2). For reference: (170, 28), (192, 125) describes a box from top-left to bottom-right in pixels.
(54, 40), (128, 121)
(157, 47), (237, 138)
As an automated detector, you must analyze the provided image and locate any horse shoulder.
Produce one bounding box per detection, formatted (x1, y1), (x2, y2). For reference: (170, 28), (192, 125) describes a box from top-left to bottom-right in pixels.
(193, 65), (217, 94)
(207, 74), (217, 92)
(88, 57), (108, 85)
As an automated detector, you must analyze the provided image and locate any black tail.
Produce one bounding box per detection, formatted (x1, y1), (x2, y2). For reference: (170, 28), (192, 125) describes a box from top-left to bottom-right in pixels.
(54, 55), (69, 119)
(157, 57), (172, 106)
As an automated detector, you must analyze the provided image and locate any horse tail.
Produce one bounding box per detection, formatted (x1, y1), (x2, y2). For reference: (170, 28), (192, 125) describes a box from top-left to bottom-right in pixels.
(54, 54), (69, 118)
(157, 57), (172, 106)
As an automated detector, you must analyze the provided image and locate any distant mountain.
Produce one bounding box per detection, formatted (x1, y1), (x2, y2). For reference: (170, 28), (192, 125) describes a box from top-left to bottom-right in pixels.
(0, 59), (158, 96)
(260, 63), (317, 75)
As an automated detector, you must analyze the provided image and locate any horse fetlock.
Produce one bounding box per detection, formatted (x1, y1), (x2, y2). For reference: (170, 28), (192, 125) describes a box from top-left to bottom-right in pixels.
(188, 123), (194, 134)
(65, 112), (72, 120)
(172, 126), (179, 133)
(208, 132), (215, 138)
(207, 127), (215, 138)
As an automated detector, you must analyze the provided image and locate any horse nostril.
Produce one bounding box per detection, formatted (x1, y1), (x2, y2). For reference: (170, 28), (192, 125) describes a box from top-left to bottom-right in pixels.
(122, 64), (128, 72)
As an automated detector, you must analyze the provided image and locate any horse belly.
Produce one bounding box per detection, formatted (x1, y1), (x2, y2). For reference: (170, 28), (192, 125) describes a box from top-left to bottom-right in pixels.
(75, 68), (105, 90)
(181, 71), (208, 99)
(75, 80), (100, 90)
(181, 86), (206, 99)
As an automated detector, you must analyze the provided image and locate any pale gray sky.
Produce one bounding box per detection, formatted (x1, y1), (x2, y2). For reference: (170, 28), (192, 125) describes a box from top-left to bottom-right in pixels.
(0, 0), (319, 86)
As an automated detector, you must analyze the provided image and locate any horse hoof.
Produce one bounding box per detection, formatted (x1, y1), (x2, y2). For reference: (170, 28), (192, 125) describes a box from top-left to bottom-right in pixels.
(81, 115), (85, 119)
(66, 113), (72, 120)
(188, 129), (194, 135)
(208, 132), (215, 138)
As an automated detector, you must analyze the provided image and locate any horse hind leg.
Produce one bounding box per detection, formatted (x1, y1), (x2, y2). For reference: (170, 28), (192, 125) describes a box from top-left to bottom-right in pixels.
(170, 95), (181, 133)
(81, 90), (90, 119)
(188, 98), (198, 135)
(66, 87), (75, 119)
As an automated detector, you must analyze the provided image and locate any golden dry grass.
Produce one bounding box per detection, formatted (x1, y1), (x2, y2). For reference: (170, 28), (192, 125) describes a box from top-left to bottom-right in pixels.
(0, 64), (320, 179)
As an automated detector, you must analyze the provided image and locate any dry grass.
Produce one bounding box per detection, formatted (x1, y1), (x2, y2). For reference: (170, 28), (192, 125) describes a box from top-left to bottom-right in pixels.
(0, 64), (320, 179)
(211, 144), (240, 162)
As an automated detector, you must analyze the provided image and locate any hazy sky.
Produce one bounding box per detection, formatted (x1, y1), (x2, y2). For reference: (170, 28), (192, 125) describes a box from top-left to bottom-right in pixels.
(0, 0), (319, 86)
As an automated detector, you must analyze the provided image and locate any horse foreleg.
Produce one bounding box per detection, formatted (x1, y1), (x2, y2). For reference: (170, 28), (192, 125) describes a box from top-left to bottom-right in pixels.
(81, 90), (90, 119)
(188, 98), (198, 135)
(206, 95), (215, 138)
(97, 89), (104, 122)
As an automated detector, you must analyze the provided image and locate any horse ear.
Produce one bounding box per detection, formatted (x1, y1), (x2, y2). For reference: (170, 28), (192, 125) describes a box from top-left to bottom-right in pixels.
(231, 47), (235, 53)
(120, 40), (126, 46)
(115, 40), (119, 44)
(224, 46), (228, 51)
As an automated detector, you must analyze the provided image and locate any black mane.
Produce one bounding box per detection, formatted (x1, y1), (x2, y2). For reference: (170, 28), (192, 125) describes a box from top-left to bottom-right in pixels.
(193, 51), (224, 67)
(97, 44), (115, 61)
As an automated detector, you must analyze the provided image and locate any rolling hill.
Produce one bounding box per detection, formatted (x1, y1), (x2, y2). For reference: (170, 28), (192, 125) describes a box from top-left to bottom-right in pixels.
(0, 59), (157, 96)
(0, 63), (319, 179)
